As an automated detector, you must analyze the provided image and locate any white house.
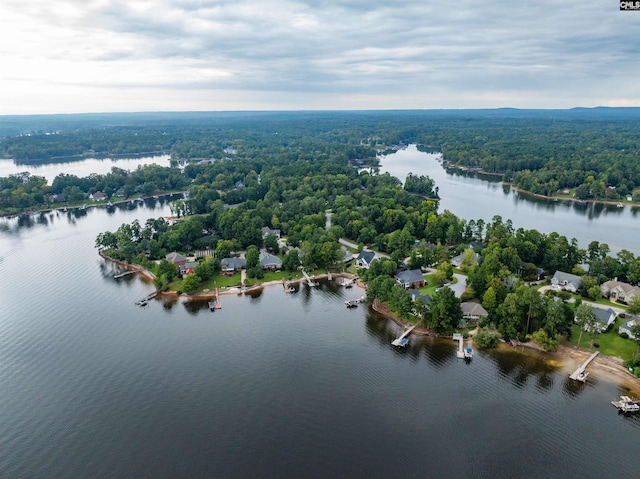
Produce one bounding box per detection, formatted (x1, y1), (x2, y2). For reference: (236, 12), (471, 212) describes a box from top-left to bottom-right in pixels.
(551, 271), (582, 292)
(356, 250), (377, 269)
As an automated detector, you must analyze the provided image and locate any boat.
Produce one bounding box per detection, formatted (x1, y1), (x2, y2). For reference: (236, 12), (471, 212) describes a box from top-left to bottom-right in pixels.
(135, 299), (148, 307)
(464, 347), (473, 360)
(345, 299), (358, 308)
(81, 204), (88, 210)
(107, 201), (113, 207)
(288, 287), (296, 293)
(617, 202), (624, 208)
(208, 300), (217, 311)
(612, 396), (640, 413)
(392, 337), (409, 347)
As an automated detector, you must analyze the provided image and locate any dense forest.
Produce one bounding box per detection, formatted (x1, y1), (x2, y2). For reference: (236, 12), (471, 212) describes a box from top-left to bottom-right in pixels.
(2, 109), (640, 201)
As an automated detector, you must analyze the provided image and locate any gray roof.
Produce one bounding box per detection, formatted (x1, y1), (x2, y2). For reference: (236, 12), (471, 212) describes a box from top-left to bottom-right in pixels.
(407, 288), (431, 304)
(552, 271), (582, 289)
(461, 302), (489, 317)
(259, 251), (282, 267)
(166, 252), (187, 263)
(396, 269), (425, 284)
(592, 307), (616, 326)
(221, 257), (246, 270)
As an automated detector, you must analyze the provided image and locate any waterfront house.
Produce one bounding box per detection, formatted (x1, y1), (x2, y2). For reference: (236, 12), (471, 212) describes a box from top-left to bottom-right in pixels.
(461, 302), (489, 322)
(619, 315), (640, 339)
(259, 251), (282, 270)
(180, 261), (199, 277)
(90, 191), (106, 202)
(578, 307), (617, 333)
(166, 252), (187, 268)
(395, 269), (425, 289)
(355, 250), (377, 269)
(551, 271), (582, 292)
(407, 288), (431, 305)
(600, 279), (640, 304)
(220, 257), (246, 273)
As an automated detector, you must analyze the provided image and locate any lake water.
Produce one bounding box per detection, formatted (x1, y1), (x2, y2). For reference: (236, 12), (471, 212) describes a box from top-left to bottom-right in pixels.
(379, 145), (640, 254)
(0, 155), (170, 182)
(1, 202), (640, 478)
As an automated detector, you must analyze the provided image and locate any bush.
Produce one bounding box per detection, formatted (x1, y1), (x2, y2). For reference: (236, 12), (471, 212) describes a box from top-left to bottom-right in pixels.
(459, 291), (474, 302)
(474, 328), (501, 349)
(620, 332), (629, 339)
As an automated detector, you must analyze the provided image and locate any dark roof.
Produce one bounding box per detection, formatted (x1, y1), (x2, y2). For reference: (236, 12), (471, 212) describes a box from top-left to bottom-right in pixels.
(592, 307), (616, 325)
(221, 257), (246, 270)
(407, 288), (431, 304)
(396, 269), (425, 284)
(259, 251), (282, 267)
(357, 250), (376, 264)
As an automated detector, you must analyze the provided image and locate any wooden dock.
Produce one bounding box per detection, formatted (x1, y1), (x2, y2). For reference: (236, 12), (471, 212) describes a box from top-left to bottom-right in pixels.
(569, 351), (599, 382)
(114, 270), (137, 279)
(302, 269), (319, 287)
(392, 324), (418, 347)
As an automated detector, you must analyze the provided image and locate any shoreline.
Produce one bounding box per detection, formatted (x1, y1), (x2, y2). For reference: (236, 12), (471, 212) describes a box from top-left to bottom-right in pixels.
(370, 293), (640, 394)
(102, 253), (640, 394)
(442, 161), (640, 208)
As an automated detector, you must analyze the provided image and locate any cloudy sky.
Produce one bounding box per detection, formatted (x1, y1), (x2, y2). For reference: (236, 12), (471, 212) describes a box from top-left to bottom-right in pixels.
(0, 0), (639, 114)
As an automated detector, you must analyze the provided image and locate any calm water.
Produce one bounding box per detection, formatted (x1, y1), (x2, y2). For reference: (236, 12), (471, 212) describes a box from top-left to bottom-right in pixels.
(0, 155), (170, 182)
(1, 203), (640, 478)
(380, 145), (640, 254)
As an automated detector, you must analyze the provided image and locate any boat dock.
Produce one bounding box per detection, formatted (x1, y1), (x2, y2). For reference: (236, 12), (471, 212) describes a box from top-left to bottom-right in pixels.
(569, 351), (599, 382)
(135, 291), (157, 306)
(611, 396), (640, 413)
(114, 270), (137, 279)
(302, 269), (319, 287)
(392, 324), (418, 347)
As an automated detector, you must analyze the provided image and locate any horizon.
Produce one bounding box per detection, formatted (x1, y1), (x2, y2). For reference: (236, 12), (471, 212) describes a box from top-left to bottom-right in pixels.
(1, 1), (639, 115)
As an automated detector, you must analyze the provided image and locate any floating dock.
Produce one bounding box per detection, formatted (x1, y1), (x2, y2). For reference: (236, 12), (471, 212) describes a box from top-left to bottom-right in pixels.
(611, 396), (640, 413)
(345, 299), (358, 308)
(392, 324), (417, 347)
(135, 291), (156, 306)
(453, 333), (465, 358)
(569, 351), (599, 382)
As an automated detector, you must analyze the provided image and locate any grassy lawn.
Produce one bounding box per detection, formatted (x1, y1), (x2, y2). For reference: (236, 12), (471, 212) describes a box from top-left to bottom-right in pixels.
(567, 316), (637, 361)
(418, 273), (439, 296)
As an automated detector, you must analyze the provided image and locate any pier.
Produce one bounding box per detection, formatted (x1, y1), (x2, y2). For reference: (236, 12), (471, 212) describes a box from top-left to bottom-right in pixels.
(114, 270), (137, 279)
(569, 351), (599, 382)
(392, 324), (418, 347)
(302, 269), (319, 287)
(135, 291), (157, 306)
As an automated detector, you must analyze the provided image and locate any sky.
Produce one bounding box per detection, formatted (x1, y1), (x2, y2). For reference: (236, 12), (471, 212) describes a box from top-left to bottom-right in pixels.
(1, 0), (639, 114)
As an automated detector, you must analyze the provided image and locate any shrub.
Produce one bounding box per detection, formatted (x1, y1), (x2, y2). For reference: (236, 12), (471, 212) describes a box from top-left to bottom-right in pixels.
(620, 332), (629, 339)
(474, 328), (501, 349)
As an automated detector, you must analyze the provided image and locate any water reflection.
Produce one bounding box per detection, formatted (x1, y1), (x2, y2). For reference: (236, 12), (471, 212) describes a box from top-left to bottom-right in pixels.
(486, 348), (561, 392)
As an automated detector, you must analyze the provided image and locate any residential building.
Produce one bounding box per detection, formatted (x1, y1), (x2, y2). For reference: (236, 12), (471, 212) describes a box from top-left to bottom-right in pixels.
(600, 279), (640, 304)
(551, 271), (582, 292)
(619, 315), (640, 339)
(355, 250), (377, 269)
(461, 302), (489, 322)
(395, 269), (426, 289)
(166, 252), (187, 268)
(220, 257), (246, 273)
(261, 227), (281, 240)
(259, 251), (282, 270)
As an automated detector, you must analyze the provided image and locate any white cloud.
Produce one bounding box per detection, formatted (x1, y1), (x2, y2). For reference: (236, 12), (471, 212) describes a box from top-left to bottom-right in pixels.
(0, 0), (639, 113)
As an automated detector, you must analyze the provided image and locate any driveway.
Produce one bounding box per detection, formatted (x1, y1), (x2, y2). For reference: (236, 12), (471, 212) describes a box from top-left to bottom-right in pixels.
(450, 273), (467, 298)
